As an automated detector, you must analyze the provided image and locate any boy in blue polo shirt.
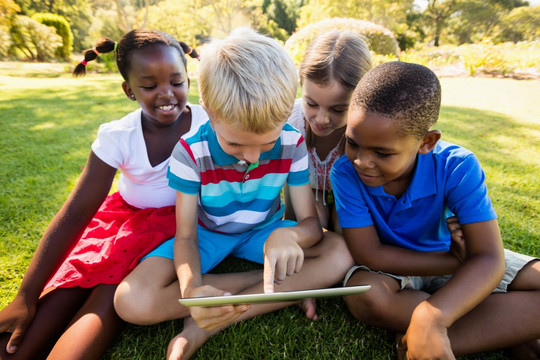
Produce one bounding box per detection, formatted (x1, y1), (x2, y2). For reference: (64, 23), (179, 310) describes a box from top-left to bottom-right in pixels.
(115, 27), (353, 359)
(332, 61), (539, 359)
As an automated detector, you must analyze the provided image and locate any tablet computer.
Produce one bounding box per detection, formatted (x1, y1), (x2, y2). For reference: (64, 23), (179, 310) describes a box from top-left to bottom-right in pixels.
(178, 285), (370, 307)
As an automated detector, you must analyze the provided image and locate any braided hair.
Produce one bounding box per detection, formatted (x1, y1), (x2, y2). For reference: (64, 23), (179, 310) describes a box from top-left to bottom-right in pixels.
(73, 29), (199, 80)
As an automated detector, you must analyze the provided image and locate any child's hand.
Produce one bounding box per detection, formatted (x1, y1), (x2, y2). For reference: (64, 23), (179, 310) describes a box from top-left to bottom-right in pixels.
(185, 285), (249, 330)
(0, 296), (36, 354)
(447, 216), (466, 263)
(399, 301), (455, 360)
(263, 228), (304, 293)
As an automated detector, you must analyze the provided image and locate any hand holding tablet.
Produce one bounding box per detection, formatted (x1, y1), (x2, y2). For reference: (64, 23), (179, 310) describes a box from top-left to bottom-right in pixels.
(178, 285), (370, 307)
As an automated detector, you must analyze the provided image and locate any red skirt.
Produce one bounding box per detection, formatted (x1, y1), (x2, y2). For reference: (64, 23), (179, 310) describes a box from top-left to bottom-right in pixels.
(44, 192), (176, 290)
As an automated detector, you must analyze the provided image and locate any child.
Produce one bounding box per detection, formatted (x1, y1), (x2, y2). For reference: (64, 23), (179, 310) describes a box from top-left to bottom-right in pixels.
(284, 30), (372, 231)
(331, 61), (540, 359)
(114, 27), (354, 360)
(0, 29), (204, 360)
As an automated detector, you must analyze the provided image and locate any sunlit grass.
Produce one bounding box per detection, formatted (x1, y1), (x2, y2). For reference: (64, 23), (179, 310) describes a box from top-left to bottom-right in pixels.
(0, 65), (537, 359)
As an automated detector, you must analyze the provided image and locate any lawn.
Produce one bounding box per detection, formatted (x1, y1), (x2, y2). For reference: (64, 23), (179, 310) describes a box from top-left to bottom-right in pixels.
(0, 62), (538, 359)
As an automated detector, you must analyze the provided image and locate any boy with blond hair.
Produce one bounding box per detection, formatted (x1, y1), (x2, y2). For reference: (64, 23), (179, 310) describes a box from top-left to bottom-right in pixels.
(333, 61), (539, 359)
(114, 27), (354, 359)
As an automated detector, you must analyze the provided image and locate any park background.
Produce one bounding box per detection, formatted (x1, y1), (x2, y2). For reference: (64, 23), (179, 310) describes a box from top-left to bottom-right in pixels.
(0, 0), (539, 359)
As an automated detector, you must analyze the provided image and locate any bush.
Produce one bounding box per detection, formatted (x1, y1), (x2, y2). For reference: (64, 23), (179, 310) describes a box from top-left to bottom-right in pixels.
(285, 17), (399, 65)
(9, 15), (63, 61)
(0, 25), (12, 59)
(32, 13), (73, 60)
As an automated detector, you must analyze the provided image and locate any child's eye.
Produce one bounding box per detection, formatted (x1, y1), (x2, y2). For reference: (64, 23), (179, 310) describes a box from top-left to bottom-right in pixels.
(345, 137), (357, 148)
(141, 85), (156, 90)
(331, 108), (347, 114)
(376, 152), (391, 158)
(304, 100), (317, 108)
(172, 81), (185, 87)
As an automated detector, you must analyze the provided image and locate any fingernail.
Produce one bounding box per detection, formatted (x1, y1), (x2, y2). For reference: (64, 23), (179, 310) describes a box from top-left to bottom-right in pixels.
(8, 346), (17, 353)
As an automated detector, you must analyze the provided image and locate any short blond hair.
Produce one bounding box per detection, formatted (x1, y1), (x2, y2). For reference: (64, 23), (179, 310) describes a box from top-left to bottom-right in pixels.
(199, 27), (298, 134)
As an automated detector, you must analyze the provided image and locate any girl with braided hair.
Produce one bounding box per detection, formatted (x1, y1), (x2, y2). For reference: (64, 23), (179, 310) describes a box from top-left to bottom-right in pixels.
(0, 29), (207, 359)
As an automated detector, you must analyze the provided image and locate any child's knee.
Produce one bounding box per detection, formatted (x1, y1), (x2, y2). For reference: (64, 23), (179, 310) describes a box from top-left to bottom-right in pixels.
(322, 231), (354, 269)
(114, 278), (159, 325)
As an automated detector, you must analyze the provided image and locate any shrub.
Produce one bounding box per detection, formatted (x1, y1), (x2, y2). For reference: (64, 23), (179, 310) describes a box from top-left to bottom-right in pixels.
(0, 25), (12, 59)
(32, 13), (73, 60)
(285, 17), (398, 65)
(9, 15), (63, 61)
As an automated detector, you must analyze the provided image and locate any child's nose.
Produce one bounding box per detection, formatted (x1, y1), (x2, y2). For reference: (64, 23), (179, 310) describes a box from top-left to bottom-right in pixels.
(243, 148), (260, 164)
(315, 108), (330, 124)
(158, 86), (174, 98)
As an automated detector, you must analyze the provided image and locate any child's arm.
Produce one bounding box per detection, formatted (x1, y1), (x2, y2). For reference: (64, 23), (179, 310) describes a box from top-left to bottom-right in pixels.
(263, 184), (323, 293)
(343, 225), (463, 276)
(173, 191), (248, 329)
(0, 152), (117, 354)
(401, 219), (505, 359)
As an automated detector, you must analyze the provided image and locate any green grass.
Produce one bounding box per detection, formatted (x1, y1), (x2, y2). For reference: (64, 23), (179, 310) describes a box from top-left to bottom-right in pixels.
(0, 63), (538, 359)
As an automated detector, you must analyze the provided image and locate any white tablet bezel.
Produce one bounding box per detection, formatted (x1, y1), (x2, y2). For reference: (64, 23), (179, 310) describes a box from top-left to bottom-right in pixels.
(178, 285), (370, 307)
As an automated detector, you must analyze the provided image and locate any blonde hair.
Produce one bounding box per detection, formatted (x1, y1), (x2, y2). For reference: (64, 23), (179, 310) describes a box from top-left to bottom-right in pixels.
(199, 27), (298, 134)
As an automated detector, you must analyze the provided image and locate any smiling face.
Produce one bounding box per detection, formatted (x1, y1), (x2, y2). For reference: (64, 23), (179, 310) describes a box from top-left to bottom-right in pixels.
(211, 119), (282, 164)
(301, 79), (352, 137)
(345, 108), (427, 197)
(122, 44), (189, 127)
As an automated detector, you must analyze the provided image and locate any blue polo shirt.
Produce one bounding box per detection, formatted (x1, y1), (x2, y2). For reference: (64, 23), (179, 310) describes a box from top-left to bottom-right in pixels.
(331, 140), (497, 252)
(167, 121), (309, 234)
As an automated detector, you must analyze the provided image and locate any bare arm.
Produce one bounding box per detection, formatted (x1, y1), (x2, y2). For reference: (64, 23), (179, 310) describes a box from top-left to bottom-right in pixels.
(173, 191), (201, 298)
(263, 184), (323, 293)
(284, 183), (323, 248)
(343, 225), (462, 276)
(401, 219), (505, 359)
(173, 191), (248, 329)
(0, 151), (117, 353)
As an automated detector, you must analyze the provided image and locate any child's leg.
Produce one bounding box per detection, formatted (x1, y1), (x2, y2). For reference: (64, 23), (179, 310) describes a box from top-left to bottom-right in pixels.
(345, 260), (540, 357)
(447, 259), (540, 357)
(343, 268), (429, 332)
(168, 231), (354, 360)
(114, 256), (263, 325)
(47, 284), (125, 360)
(0, 287), (92, 360)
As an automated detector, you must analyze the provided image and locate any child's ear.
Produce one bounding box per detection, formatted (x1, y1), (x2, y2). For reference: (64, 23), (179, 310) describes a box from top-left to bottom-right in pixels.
(121, 82), (136, 101)
(418, 130), (441, 154)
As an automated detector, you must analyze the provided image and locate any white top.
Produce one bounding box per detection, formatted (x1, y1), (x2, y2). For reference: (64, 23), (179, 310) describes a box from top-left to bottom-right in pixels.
(287, 98), (343, 196)
(92, 105), (208, 209)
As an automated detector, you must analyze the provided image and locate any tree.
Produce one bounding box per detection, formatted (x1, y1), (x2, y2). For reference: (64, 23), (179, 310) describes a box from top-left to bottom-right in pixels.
(494, 4), (540, 42)
(264, 0), (303, 35)
(448, 0), (529, 44)
(0, 0), (20, 26)
(296, 0), (414, 36)
(13, 0), (93, 51)
(422, 0), (460, 46)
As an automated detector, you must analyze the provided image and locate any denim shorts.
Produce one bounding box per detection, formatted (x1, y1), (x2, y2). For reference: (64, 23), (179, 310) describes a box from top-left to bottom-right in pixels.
(142, 220), (297, 274)
(343, 249), (537, 294)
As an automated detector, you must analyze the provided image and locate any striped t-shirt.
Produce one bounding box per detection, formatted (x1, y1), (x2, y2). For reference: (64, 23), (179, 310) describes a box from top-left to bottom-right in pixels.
(167, 121), (309, 234)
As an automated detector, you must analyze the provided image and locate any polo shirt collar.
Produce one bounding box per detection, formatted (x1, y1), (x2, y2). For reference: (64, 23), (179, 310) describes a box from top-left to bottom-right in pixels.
(206, 123), (282, 166)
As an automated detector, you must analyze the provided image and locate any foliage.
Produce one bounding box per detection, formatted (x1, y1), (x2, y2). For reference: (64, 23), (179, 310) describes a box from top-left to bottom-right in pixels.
(493, 5), (540, 43)
(8, 15), (63, 61)
(141, 0), (210, 49)
(396, 40), (540, 78)
(0, 0), (20, 26)
(264, 0), (302, 35)
(32, 13), (73, 59)
(13, 0), (93, 52)
(296, 0), (413, 36)
(0, 25), (12, 58)
(285, 17), (398, 66)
